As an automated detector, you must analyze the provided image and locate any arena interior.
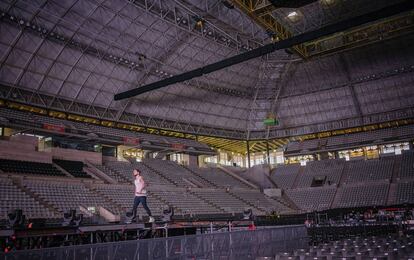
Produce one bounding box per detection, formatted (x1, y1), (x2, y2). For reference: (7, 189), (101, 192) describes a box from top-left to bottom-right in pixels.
(0, 0), (414, 259)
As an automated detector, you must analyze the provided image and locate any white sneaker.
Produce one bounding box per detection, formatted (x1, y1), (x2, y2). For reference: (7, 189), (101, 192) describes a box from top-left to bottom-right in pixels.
(149, 216), (155, 223)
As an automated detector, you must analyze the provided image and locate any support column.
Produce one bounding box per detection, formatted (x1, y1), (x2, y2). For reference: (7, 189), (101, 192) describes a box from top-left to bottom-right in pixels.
(247, 141), (251, 168)
(195, 136), (200, 167)
(266, 141), (270, 165)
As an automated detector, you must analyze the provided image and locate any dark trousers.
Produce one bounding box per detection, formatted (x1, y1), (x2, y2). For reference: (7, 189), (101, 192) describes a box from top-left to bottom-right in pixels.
(132, 196), (152, 217)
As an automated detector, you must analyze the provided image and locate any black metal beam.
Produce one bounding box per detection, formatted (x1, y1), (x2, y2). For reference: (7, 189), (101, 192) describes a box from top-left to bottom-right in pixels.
(114, 0), (414, 101)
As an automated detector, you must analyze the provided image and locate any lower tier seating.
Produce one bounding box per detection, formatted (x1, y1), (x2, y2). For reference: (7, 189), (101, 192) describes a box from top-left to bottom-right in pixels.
(92, 184), (167, 217)
(230, 189), (292, 215)
(333, 182), (389, 208)
(23, 180), (120, 214)
(150, 188), (224, 215)
(0, 178), (57, 219)
(285, 186), (336, 212)
(395, 181), (414, 204)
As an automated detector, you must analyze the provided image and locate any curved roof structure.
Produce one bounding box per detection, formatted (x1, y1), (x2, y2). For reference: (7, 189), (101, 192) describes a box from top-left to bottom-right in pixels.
(0, 0), (413, 140)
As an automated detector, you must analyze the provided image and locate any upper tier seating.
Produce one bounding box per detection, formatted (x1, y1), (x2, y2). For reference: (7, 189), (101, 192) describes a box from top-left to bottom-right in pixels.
(270, 164), (301, 189)
(395, 181), (414, 204)
(333, 182), (389, 208)
(296, 159), (344, 188)
(285, 125), (414, 154)
(343, 157), (393, 184)
(0, 107), (209, 150)
(92, 184), (167, 216)
(23, 180), (120, 214)
(399, 151), (414, 179)
(285, 186), (336, 212)
(188, 167), (250, 188)
(0, 178), (57, 219)
(0, 159), (66, 177)
(53, 159), (92, 178)
(143, 159), (212, 187)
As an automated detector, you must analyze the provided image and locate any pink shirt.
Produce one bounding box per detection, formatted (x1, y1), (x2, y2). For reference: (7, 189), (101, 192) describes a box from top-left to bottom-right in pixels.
(134, 177), (147, 196)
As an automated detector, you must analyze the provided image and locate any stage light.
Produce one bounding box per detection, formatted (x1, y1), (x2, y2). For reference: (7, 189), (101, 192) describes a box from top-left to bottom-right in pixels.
(62, 210), (83, 227)
(287, 11), (301, 22)
(162, 206), (174, 222)
(124, 211), (134, 224)
(271, 34), (280, 42)
(72, 214), (83, 227)
(62, 209), (75, 226)
(243, 208), (253, 220)
(195, 17), (204, 28)
(7, 209), (25, 228)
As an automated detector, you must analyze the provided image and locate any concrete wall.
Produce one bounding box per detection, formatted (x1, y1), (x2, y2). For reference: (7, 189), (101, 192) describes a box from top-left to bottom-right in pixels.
(0, 139), (52, 163)
(51, 147), (102, 165)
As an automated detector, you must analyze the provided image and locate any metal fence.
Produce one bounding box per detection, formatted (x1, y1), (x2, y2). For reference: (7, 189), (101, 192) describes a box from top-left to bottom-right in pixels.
(0, 225), (307, 260)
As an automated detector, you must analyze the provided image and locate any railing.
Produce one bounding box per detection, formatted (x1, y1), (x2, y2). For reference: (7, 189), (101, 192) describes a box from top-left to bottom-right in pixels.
(0, 225), (307, 260)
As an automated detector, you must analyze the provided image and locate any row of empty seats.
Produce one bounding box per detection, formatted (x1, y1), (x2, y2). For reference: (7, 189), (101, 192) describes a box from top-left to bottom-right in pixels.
(285, 186), (336, 212)
(395, 181), (414, 205)
(285, 124), (414, 153)
(53, 159), (92, 178)
(274, 235), (414, 259)
(104, 160), (173, 186)
(271, 155), (411, 189)
(188, 167), (251, 189)
(149, 189), (223, 215)
(23, 180), (120, 215)
(297, 159), (344, 187)
(343, 157), (394, 184)
(230, 189), (292, 214)
(270, 164), (300, 189)
(333, 182), (389, 208)
(143, 159), (212, 187)
(0, 158), (66, 177)
(0, 178), (57, 219)
(399, 151), (414, 179)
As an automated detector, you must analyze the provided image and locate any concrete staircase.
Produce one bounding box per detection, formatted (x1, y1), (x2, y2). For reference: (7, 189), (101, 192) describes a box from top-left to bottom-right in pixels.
(391, 155), (402, 182)
(140, 161), (180, 187)
(386, 183), (398, 206)
(227, 191), (265, 214)
(291, 166), (304, 189)
(187, 190), (226, 213)
(181, 165), (218, 188)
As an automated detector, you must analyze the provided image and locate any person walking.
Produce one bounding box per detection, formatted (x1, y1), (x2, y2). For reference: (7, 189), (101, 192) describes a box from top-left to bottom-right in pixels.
(131, 169), (154, 223)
